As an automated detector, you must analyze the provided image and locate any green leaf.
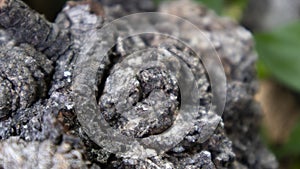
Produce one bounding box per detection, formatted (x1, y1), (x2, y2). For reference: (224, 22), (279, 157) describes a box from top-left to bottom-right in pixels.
(223, 0), (248, 21)
(255, 22), (300, 92)
(195, 0), (224, 14)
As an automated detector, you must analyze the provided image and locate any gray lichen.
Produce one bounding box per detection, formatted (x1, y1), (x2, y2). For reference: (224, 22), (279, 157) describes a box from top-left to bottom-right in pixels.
(0, 0), (278, 169)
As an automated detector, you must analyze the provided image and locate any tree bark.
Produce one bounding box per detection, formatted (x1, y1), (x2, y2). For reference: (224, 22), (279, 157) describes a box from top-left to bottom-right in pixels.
(0, 0), (277, 168)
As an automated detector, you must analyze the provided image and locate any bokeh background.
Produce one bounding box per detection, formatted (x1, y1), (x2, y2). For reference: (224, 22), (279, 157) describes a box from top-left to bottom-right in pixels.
(21, 0), (300, 168)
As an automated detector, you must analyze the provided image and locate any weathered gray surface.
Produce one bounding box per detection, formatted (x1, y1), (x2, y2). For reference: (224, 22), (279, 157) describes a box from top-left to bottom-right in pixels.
(0, 0), (277, 168)
(0, 136), (90, 169)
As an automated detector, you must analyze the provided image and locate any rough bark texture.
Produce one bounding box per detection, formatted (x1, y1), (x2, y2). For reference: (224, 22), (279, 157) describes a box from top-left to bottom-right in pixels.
(0, 0), (277, 169)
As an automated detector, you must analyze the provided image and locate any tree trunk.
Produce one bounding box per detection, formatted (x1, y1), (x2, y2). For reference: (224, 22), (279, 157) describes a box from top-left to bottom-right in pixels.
(0, 0), (277, 168)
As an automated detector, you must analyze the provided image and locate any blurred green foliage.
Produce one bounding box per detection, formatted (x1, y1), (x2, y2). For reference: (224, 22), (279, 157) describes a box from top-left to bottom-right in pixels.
(196, 0), (247, 19)
(195, 0), (224, 14)
(255, 22), (300, 92)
